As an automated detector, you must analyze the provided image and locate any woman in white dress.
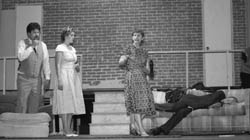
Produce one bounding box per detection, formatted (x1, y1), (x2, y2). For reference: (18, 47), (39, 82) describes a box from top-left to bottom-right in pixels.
(53, 27), (85, 137)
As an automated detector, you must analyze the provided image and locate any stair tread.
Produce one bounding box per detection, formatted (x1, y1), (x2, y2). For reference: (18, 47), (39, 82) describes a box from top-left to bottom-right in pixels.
(92, 112), (127, 115)
(90, 123), (130, 126)
(83, 88), (124, 92)
(93, 102), (125, 104)
(93, 91), (124, 94)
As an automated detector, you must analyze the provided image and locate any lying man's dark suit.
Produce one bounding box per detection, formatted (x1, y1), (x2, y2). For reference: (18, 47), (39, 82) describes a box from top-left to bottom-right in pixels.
(149, 90), (226, 135)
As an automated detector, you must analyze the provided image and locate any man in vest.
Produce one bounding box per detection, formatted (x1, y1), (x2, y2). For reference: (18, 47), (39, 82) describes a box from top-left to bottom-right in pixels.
(16, 22), (51, 113)
(240, 47), (250, 88)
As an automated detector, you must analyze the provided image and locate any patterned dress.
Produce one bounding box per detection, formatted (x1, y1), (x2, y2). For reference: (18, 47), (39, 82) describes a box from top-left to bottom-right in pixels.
(122, 44), (156, 116)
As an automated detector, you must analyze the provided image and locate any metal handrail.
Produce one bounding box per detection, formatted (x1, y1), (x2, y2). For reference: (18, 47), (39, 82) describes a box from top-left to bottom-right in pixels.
(1, 50), (243, 94)
(0, 55), (82, 95)
(149, 49), (243, 89)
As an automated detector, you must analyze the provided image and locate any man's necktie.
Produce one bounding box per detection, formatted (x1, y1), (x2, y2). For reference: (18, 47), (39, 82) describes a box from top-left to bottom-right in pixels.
(33, 48), (37, 53)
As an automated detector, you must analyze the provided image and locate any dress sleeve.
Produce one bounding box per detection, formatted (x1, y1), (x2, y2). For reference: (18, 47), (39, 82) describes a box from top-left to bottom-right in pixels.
(55, 45), (65, 52)
(121, 45), (131, 56)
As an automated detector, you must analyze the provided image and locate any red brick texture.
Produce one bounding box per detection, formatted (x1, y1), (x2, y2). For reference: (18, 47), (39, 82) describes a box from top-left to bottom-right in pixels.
(1, 0), (247, 88)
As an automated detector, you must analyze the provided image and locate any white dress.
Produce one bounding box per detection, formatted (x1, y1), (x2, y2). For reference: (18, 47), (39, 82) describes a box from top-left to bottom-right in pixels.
(52, 44), (85, 115)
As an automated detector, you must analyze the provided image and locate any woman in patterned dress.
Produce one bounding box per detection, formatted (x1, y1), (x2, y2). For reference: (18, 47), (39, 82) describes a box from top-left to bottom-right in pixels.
(53, 27), (85, 137)
(119, 30), (156, 136)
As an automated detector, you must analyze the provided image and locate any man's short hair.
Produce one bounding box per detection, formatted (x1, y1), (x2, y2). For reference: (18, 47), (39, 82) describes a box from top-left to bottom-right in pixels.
(26, 22), (41, 33)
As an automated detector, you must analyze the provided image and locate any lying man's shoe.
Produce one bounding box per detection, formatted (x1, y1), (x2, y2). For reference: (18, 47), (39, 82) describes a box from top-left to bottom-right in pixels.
(149, 127), (162, 136)
(149, 127), (170, 136)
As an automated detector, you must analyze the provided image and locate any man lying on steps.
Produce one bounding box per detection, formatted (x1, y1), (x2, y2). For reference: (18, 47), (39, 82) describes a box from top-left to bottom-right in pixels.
(149, 89), (226, 135)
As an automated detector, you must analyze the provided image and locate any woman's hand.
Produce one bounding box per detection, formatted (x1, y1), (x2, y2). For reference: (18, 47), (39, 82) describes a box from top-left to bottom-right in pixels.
(75, 63), (80, 73)
(24, 39), (32, 48)
(209, 102), (222, 108)
(142, 67), (150, 75)
(119, 55), (129, 67)
(58, 79), (63, 90)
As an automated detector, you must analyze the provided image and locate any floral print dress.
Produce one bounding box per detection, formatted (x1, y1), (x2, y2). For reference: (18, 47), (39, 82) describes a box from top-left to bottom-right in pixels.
(122, 44), (156, 116)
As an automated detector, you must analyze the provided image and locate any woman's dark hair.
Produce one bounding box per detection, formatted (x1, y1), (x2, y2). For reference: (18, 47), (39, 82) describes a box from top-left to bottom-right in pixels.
(131, 29), (145, 44)
(241, 52), (247, 63)
(26, 22), (40, 33)
(61, 27), (73, 42)
(149, 59), (154, 80)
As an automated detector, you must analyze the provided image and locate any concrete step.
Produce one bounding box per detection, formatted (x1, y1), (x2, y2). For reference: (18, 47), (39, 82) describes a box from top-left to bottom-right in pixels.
(94, 91), (124, 103)
(93, 102), (126, 113)
(91, 112), (130, 124)
(91, 90), (128, 135)
(89, 123), (130, 135)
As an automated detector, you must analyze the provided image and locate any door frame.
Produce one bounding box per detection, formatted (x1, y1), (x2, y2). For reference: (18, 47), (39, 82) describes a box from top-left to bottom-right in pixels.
(202, 0), (234, 87)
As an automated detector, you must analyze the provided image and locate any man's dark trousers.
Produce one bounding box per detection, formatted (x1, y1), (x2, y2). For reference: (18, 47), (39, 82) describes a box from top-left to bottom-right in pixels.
(155, 91), (226, 134)
(240, 72), (250, 88)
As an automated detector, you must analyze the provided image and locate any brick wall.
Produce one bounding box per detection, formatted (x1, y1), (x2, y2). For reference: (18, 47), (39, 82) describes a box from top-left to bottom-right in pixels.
(1, 0), (247, 88)
(233, 0), (247, 86)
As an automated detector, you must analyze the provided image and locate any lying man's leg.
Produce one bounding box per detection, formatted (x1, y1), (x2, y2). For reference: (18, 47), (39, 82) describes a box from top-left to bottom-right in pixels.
(181, 90), (226, 109)
(149, 108), (192, 135)
(155, 90), (225, 112)
(151, 90), (225, 135)
(155, 101), (186, 112)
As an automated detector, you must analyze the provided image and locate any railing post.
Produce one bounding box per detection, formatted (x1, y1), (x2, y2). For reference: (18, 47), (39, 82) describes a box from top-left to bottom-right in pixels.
(3, 58), (6, 95)
(226, 50), (230, 91)
(186, 52), (189, 88)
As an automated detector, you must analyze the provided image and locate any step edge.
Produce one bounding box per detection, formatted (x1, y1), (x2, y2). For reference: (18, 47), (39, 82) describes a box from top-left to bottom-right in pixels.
(89, 123), (130, 126)
(93, 102), (125, 104)
(93, 91), (124, 94)
(91, 112), (127, 115)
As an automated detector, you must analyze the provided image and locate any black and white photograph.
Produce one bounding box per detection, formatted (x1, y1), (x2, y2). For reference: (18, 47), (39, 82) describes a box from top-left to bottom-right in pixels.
(0, 0), (250, 140)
